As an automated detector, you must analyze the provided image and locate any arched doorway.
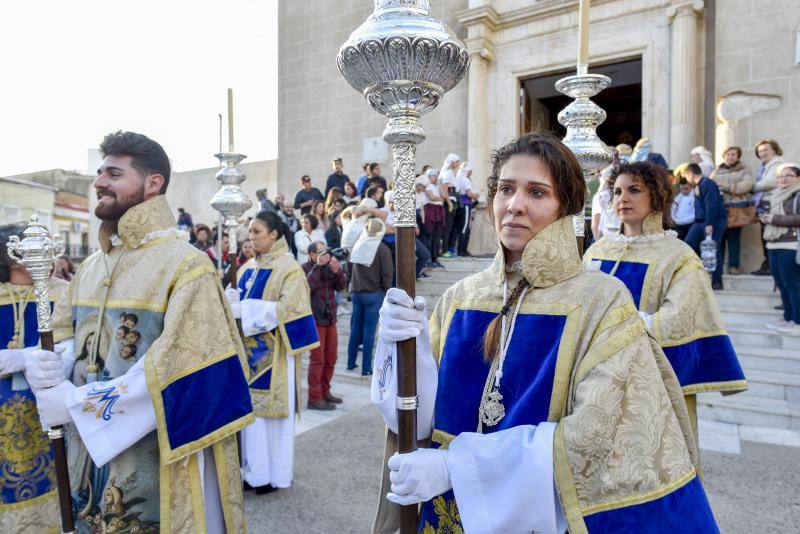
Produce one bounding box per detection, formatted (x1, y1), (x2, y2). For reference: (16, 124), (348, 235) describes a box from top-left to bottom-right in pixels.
(520, 57), (642, 148)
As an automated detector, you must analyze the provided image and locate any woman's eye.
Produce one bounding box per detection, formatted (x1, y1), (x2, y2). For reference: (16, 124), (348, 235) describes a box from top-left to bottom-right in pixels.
(530, 189), (544, 197)
(499, 186), (512, 194)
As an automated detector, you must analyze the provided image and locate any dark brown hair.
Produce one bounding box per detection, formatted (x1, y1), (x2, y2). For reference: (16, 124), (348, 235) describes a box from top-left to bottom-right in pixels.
(482, 133), (586, 361)
(100, 131), (171, 194)
(608, 162), (675, 228)
(486, 133), (586, 219)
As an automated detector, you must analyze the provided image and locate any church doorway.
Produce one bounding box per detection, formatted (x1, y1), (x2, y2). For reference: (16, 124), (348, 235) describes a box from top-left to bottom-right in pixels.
(520, 57), (642, 148)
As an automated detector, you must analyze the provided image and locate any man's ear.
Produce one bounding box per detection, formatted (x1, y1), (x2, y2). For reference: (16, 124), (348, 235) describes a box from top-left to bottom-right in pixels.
(144, 173), (165, 198)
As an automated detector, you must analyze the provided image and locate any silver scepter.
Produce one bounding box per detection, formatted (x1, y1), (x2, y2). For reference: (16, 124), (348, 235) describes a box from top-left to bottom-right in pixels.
(555, 0), (613, 252)
(337, 2), (469, 531)
(210, 152), (252, 285)
(7, 215), (75, 533)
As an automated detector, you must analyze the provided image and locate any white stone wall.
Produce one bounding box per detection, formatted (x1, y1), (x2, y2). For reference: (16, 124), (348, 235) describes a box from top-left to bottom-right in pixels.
(486, 0), (674, 168)
(277, 0), (469, 197)
(716, 0), (800, 168)
(715, 0), (800, 271)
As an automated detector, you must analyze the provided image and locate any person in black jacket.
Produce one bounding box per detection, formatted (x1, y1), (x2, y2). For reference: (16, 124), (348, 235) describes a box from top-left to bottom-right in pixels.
(684, 163), (727, 289)
(325, 157), (351, 197)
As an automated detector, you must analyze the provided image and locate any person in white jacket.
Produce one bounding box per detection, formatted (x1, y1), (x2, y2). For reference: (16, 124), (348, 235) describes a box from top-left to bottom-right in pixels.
(294, 213), (327, 265)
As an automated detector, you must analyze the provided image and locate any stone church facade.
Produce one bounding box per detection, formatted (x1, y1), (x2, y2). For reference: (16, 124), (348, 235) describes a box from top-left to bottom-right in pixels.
(277, 0), (800, 207)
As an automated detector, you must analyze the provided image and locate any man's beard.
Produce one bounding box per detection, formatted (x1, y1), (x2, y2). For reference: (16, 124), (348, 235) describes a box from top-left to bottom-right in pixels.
(95, 186), (146, 221)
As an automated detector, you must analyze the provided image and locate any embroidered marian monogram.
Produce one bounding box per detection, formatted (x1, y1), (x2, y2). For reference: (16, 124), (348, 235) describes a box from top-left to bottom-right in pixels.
(82, 383), (128, 421)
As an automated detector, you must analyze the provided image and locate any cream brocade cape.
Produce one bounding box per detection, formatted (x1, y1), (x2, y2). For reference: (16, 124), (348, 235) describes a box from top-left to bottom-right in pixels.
(238, 237), (319, 418)
(583, 213), (747, 397)
(52, 195), (253, 533)
(0, 278), (68, 533)
(373, 217), (711, 534)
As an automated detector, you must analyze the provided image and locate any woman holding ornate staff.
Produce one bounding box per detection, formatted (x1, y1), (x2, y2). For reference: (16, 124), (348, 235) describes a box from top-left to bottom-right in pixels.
(372, 134), (719, 534)
(226, 211), (319, 494)
(583, 161), (747, 449)
(0, 224), (70, 531)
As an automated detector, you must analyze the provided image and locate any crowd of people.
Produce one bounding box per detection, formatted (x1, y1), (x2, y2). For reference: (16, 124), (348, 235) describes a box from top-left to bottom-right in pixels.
(174, 154), (480, 408)
(590, 137), (799, 334)
(0, 128), (795, 533)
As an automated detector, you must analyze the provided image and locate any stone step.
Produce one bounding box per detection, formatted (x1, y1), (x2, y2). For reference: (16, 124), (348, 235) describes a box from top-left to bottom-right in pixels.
(697, 393), (800, 431)
(715, 290), (782, 311)
(727, 325), (800, 350)
(739, 369), (800, 402)
(735, 344), (800, 375)
(720, 274), (776, 293)
(720, 308), (782, 327)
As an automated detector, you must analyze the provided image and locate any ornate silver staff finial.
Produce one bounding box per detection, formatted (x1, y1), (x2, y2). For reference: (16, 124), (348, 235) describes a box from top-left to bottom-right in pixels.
(337, 0), (470, 227)
(7, 215), (65, 332)
(210, 152), (252, 258)
(555, 72), (614, 239)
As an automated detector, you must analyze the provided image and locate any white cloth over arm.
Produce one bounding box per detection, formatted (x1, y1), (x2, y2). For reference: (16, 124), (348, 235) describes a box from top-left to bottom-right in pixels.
(371, 333), (437, 441)
(240, 299), (279, 337)
(447, 423), (567, 534)
(66, 356), (156, 467)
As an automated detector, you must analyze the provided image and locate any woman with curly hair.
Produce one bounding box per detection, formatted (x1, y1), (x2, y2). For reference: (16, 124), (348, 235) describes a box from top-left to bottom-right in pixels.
(370, 135), (718, 533)
(584, 161), (747, 448)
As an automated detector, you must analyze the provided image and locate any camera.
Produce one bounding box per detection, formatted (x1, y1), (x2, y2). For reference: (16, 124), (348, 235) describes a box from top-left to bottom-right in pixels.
(322, 247), (349, 261)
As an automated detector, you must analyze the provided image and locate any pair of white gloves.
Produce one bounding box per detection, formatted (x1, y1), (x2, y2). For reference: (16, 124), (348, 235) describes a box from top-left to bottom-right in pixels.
(1, 345), (75, 429)
(377, 288), (451, 506)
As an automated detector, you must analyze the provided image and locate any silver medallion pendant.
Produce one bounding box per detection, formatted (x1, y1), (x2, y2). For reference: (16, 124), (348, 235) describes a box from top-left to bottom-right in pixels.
(481, 389), (506, 427)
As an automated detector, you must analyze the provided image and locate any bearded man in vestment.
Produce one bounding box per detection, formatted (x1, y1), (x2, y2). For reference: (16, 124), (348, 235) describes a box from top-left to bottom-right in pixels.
(25, 131), (254, 533)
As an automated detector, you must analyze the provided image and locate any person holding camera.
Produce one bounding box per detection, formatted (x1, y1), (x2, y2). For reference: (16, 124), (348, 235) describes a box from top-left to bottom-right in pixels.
(303, 241), (346, 410)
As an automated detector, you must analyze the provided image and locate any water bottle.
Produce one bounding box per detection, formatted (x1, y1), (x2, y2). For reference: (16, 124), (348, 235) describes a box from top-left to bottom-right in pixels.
(700, 233), (717, 273)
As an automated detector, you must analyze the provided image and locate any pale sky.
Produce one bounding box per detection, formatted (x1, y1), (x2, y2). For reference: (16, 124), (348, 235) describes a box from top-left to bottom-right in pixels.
(0, 0), (278, 177)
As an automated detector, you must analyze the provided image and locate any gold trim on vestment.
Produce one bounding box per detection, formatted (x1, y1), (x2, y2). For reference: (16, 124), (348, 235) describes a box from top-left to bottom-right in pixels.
(658, 329), (728, 348)
(72, 298), (168, 313)
(575, 320), (645, 384)
(682, 379), (749, 395)
(581, 468), (697, 516)
(188, 452), (206, 532)
(431, 429), (456, 449)
(553, 423), (588, 534)
(145, 350), (254, 466)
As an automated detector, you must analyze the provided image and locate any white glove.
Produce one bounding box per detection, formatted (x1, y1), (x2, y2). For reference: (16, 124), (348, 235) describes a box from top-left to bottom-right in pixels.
(372, 288), (438, 440)
(0, 347), (32, 376)
(225, 288), (241, 319)
(32, 380), (75, 429)
(24, 345), (67, 391)
(378, 288), (427, 343)
(387, 449), (452, 506)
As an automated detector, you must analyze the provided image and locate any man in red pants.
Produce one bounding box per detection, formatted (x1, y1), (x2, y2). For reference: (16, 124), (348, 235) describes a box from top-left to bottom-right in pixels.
(303, 241), (346, 410)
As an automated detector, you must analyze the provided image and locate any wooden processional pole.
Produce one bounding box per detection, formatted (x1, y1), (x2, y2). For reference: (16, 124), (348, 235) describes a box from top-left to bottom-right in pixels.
(337, 1), (469, 531)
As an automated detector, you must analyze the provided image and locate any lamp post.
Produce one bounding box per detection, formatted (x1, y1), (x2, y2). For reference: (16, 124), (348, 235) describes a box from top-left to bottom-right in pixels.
(555, 0), (613, 253)
(337, 1), (469, 531)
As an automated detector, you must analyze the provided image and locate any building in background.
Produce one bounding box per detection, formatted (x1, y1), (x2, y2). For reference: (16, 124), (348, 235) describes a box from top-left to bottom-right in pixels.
(0, 176), (56, 230)
(0, 169), (96, 262)
(277, 0), (800, 266)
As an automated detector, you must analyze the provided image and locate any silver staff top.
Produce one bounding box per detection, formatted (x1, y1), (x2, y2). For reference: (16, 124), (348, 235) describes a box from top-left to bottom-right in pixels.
(210, 152), (252, 256)
(337, 0), (469, 120)
(6, 215), (65, 332)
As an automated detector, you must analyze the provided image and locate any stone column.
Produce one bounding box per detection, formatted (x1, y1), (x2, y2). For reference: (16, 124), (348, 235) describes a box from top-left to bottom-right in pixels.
(667, 1), (704, 166)
(458, 5), (498, 197)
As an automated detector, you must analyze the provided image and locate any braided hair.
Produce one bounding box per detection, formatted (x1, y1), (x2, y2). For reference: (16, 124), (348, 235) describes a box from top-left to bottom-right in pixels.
(482, 278), (530, 362)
